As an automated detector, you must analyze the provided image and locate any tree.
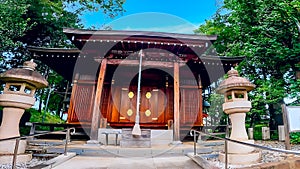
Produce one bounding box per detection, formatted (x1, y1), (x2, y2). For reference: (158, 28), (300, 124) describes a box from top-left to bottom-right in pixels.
(1, 0), (125, 70)
(0, 0), (32, 71)
(195, 0), (300, 130)
(207, 93), (227, 126)
(0, 0), (125, 118)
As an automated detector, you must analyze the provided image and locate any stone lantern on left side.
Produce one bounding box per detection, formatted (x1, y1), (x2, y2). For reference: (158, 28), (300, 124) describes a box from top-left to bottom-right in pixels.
(0, 60), (48, 163)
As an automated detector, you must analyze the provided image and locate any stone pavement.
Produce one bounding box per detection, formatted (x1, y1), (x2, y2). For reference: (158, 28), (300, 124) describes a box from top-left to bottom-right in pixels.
(38, 141), (215, 169)
(52, 156), (202, 169)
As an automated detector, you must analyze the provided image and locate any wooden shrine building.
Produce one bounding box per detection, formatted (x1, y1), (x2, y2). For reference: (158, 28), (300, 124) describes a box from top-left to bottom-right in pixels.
(28, 28), (243, 141)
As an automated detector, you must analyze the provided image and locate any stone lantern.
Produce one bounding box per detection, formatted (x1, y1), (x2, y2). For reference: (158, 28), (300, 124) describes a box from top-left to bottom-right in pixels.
(216, 69), (261, 165)
(0, 60), (48, 164)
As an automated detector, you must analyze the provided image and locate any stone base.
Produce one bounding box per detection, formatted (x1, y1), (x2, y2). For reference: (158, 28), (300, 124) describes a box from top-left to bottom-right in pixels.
(151, 130), (173, 146)
(0, 154), (32, 165)
(0, 140), (27, 154)
(227, 139), (255, 154)
(219, 151), (261, 165)
(120, 129), (151, 148)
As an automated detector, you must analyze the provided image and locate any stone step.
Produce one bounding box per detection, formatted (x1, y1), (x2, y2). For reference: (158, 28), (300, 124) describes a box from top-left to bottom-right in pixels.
(199, 141), (224, 147)
(186, 153), (216, 169)
(27, 140), (64, 146)
(201, 154), (219, 159)
(32, 153), (59, 159)
(26, 147), (47, 154)
(46, 146), (213, 157)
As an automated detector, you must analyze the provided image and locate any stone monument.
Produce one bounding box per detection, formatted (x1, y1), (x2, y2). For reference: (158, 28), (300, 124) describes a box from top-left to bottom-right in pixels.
(0, 60), (48, 164)
(216, 69), (261, 165)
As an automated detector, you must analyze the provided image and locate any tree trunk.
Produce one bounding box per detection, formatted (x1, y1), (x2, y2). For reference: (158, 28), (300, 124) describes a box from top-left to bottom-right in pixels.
(269, 101), (284, 135)
(38, 89), (44, 112)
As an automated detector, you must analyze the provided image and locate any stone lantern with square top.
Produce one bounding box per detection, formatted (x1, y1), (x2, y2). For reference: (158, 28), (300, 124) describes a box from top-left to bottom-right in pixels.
(216, 69), (261, 165)
(0, 60), (48, 164)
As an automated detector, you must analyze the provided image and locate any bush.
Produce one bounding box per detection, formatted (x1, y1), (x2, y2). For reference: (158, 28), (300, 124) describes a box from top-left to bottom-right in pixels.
(290, 132), (300, 144)
(20, 108), (65, 135)
(247, 123), (280, 141)
(253, 124), (267, 140)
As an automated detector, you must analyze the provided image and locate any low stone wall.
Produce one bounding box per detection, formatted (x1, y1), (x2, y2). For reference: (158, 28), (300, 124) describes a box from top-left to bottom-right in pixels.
(240, 157), (300, 169)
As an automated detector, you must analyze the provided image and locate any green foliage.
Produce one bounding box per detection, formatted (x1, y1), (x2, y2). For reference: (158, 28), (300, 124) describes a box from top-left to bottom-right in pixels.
(27, 108), (64, 124)
(206, 93), (228, 125)
(0, 0), (31, 70)
(0, 0), (125, 116)
(290, 132), (300, 144)
(20, 108), (65, 135)
(252, 124), (266, 140)
(194, 19), (224, 35)
(196, 0), (300, 130)
(0, 0), (125, 69)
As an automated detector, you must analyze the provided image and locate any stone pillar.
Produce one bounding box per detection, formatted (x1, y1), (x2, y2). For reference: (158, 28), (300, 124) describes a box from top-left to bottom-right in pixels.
(278, 125), (285, 141)
(216, 69), (261, 165)
(248, 128), (254, 140)
(262, 127), (270, 140)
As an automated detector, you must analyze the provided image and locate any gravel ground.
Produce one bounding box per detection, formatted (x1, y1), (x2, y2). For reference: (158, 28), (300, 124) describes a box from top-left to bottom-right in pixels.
(207, 140), (300, 169)
(0, 158), (46, 169)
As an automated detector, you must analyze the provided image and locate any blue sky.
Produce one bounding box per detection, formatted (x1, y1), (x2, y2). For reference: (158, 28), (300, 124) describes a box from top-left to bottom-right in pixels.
(80, 0), (219, 34)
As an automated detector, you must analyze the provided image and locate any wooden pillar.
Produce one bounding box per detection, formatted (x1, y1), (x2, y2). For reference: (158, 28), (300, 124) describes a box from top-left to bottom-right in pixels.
(67, 79), (77, 123)
(199, 83), (203, 126)
(281, 104), (291, 150)
(173, 62), (180, 141)
(90, 58), (107, 140)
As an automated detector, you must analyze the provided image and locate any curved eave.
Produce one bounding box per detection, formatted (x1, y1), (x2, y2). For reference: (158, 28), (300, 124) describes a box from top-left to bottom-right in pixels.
(200, 55), (244, 62)
(63, 28), (217, 41)
(28, 46), (80, 81)
(27, 46), (80, 53)
(63, 28), (217, 51)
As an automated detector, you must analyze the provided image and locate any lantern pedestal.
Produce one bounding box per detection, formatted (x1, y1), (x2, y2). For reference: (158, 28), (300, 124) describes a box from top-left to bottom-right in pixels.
(218, 113), (261, 164)
(0, 139), (31, 165)
(0, 95), (35, 155)
(0, 98), (35, 164)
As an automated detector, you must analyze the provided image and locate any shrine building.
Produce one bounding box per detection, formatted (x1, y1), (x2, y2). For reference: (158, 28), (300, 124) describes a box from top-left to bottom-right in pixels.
(28, 28), (243, 141)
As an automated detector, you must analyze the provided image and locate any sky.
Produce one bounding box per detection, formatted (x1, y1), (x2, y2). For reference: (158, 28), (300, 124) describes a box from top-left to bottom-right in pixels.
(80, 0), (219, 34)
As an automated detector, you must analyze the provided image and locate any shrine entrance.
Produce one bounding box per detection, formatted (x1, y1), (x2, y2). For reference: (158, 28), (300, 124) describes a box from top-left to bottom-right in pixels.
(103, 68), (174, 129)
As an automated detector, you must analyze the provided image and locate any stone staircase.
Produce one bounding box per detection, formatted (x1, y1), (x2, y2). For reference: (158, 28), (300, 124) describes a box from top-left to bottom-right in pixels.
(25, 139), (217, 158)
(25, 139), (64, 160)
(24, 138), (226, 169)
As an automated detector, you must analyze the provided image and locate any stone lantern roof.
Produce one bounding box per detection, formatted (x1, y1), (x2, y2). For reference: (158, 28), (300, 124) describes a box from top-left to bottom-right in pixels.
(216, 69), (255, 94)
(0, 60), (48, 88)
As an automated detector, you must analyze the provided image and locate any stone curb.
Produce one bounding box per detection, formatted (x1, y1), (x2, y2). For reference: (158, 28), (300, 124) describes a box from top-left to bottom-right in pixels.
(41, 152), (76, 169)
(186, 152), (219, 169)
